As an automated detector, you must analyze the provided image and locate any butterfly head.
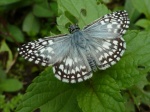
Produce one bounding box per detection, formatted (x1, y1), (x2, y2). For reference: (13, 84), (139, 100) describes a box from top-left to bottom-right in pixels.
(69, 24), (80, 33)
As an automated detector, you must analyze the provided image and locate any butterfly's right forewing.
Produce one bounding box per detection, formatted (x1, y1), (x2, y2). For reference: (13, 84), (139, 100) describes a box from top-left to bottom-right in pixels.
(83, 10), (130, 39)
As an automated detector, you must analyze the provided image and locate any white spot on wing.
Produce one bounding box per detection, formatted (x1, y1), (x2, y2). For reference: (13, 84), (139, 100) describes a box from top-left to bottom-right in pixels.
(59, 64), (64, 70)
(64, 69), (67, 74)
(104, 53), (109, 57)
(47, 47), (53, 52)
(78, 78), (83, 82)
(58, 71), (61, 75)
(55, 74), (61, 80)
(62, 78), (69, 83)
(35, 60), (39, 64)
(49, 40), (53, 44)
(41, 63), (46, 66)
(75, 66), (80, 72)
(98, 47), (102, 51)
(53, 67), (55, 73)
(71, 79), (76, 83)
(66, 57), (73, 66)
(71, 69), (75, 74)
(28, 58), (33, 61)
(107, 24), (112, 28)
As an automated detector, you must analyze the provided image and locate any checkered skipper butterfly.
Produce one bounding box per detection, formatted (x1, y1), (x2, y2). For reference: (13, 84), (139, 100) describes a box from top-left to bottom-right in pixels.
(18, 10), (130, 83)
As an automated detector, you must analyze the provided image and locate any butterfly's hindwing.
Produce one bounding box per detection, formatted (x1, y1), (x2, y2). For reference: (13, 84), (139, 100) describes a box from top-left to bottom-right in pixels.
(93, 38), (125, 70)
(53, 46), (92, 83)
(83, 10), (129, 70)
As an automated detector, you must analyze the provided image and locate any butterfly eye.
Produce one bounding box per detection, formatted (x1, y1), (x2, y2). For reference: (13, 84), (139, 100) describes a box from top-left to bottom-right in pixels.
(68, 24), (80, 33)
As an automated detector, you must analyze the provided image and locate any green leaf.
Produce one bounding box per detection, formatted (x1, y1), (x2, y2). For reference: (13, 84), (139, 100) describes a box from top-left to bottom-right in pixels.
(16, 67), (82, 112)
(128, 74), (150, 106)
(77, 75), (125, 112)
(125, 0), (141, 23)
(135, 19), (150, 29)
(123, 92), (135, 112)
(0, 0), (20, 6)
(57, 0), (110, 33)
(7, 24), (24, 43)
(101, 30), (150, 89)
(33, 2), (54, 17)
(16, 30), (150, 111)
(0, 79), (23, 92)
(131, 0), (150, 19)
(0, 40), (13, 68)
(57, 0), (150, 89)
(16, 0), (150, 112)
(22, 12), (40, 36)
(0, 94), (22, 112)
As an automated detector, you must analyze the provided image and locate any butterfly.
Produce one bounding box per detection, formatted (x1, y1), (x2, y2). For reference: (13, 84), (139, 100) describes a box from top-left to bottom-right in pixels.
(18, 10), (130, 83)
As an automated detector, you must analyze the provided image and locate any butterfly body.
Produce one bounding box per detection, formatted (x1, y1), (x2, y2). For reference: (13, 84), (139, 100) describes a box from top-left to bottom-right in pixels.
(18, 10), (130, 83)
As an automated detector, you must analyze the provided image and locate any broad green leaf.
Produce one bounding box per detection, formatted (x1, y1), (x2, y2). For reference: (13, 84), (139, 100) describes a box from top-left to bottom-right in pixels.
(16, 0), (150, 112)
(135, 19), (150, 29)
(57, 0), (150, 89)
(0, 0), (20, 6)
(6, 24), (24, 42)
(131, 0), (150, 19)
(129, 74), (150, 106)
(16, 30), (150, 112)
(22, 12), (40, 36)
(125, 0), (140, 23)
(77, 75), (125, 112)
(16, 67), (82, 112)
(57, 0), (110, 33)
(0, 79), (23, 92)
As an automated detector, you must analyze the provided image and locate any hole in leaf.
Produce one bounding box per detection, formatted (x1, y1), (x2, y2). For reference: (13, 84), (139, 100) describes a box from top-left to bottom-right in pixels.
(65, 23), (72, 30)
(33, 108), (40, 112)
(137, 65), (145, 70)
(139, 103), (150, 111)
(146, 72), (150, 82)
(143, 84), (150, 92)
(80, 9), (87, 16)
(64, 11), (78, 24)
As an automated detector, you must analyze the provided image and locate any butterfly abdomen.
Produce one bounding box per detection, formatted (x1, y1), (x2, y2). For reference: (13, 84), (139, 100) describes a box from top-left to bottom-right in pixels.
(86, 53), (97, 72)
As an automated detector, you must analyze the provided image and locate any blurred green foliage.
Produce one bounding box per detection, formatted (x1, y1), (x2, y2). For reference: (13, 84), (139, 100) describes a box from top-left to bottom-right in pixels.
(0, 0), (150, 112)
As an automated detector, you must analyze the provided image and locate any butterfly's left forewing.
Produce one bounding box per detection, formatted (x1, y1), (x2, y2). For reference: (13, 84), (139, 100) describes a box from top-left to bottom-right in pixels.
(18, 34), (70, 66)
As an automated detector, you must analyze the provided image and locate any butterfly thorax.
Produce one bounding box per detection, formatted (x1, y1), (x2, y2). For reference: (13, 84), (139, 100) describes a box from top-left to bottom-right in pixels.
(70, 30), (98, 71)
(71, 30), (88, 49)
